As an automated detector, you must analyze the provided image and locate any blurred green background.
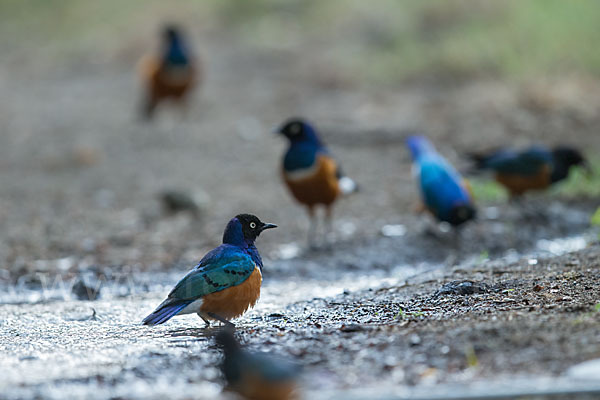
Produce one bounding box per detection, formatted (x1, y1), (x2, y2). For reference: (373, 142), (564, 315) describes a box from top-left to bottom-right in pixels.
(2, 0), (600, 83)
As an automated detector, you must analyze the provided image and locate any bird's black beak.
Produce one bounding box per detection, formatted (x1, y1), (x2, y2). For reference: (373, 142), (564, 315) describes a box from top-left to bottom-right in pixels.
(261, 223), (277, 231)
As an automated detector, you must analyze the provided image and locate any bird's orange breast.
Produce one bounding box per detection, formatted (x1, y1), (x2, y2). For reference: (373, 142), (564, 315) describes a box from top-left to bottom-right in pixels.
(495, 164), (551, 196)
(200, 266), (262, 321)
(283, 155), (340, 207)
(138, 56), (197, 99)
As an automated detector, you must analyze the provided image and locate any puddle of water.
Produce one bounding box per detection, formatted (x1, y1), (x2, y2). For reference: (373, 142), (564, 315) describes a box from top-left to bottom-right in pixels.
(381, 224), (407, 237)
(536, 236), (588, 255)
(0, 231), (593, 307)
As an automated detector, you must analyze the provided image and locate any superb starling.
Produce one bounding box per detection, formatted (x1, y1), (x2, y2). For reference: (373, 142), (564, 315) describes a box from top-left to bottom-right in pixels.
(138, 24), (199, 119)
(276, 118), (357, 245)
(216, 330), (300, 400)
(142, 214), (276, 327)
(406, 135), (476, 226)
(468, 145), (589, 197)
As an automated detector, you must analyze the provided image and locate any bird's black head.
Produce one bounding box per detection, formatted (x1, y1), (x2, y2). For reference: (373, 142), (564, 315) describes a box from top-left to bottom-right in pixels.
(237, 213), (277, 241)
(277, 118), (307, 140)
(551, 146), (590, 182)
(447, 204), (477, 227)
(276, 118), (322, 145)
(215, 329), (240, 353)
(223, 214), (277, 246)
(163, 25), (182, 43)
(215, 329), (246, 385)
(552, 146), (586, 167)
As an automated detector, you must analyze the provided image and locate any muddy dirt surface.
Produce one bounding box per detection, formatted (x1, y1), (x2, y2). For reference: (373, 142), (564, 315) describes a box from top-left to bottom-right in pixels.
(2, 14), (600, 400)
(2, 40), (600, 282)
(2, 235), (600, 399)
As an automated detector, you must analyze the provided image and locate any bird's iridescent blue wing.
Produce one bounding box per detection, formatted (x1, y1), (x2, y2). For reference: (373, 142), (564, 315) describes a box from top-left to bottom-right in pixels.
(168, 251), (255, 300)
(419, 157), (471, 217)
(484, 147), (551, 175)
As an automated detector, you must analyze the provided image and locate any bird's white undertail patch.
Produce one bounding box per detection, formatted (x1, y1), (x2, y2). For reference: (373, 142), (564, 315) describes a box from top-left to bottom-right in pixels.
(339, 176), (358, 195)
(180, 298), (204, 315)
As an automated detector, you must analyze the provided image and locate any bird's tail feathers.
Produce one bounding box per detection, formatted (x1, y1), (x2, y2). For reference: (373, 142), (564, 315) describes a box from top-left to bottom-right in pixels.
(142, 299), (192, 326)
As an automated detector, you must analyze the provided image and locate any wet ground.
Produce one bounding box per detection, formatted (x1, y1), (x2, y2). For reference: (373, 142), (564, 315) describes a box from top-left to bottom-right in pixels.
(1, 207), (600, 399)
(2, 10), (600, 399)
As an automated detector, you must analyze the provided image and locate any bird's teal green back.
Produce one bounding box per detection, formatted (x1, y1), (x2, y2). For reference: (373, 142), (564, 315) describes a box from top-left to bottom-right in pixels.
(169, 251), (255, 300)
(479, 147), (552, 175)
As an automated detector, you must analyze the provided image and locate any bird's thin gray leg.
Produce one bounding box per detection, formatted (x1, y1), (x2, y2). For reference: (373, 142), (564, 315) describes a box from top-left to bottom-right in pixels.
(324, 206), (335, 247)
(207, 312), (235, 329)
(307, 207), (318, 249)
(198, 313), (211, 328)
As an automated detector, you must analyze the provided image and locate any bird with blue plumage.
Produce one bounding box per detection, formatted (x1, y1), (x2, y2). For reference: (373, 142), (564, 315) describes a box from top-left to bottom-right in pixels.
(142, 214), (276, 328)
(406, 135), (476, 227)
(468, 145), (590, 198)
(216, 330), (301, 400)
(276, 118), (358, 246)
(138, 24), (200, 119)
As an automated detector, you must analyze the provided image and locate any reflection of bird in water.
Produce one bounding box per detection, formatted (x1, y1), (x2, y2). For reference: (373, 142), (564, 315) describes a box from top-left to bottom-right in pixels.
(142, 214), (276, 328)
(216, 330), (301, 400)
(138, 24), (199, 119)
(406, 135), (476, 227)
(276, 118), (358, 247)
(468, 145), (590, 198)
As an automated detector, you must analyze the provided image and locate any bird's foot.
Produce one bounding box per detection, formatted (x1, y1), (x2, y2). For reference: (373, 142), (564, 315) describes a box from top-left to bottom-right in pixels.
(207, 312), (236, 330)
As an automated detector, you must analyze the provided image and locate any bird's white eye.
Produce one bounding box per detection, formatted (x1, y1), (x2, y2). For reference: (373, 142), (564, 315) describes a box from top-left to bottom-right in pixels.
(290, 124), (301, 135)
(250, 222), (256, 229)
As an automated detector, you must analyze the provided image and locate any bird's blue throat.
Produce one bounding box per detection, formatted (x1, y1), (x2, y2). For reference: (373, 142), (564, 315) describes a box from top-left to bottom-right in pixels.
(283, 142), (320, 171)
(165, 38), (189, 66)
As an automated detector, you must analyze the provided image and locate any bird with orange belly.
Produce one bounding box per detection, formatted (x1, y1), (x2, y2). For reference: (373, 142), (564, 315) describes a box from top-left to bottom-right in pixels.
(276, 118), (357, 246)
(142, 214), (276, 328)
(138, 24), (199, 119)
(468, 145), (590, 198)
(216, 330), (301, 400)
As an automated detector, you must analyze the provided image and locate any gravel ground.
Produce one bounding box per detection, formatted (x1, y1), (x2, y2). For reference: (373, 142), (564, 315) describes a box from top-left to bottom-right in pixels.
(1, 237), (599, 399)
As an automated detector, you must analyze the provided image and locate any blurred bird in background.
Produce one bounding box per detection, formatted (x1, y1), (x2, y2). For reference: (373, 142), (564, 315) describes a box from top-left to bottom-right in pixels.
(406, 135), (476, 227)
(276, 118), (358, 247)
(216, 330), (301, 400)
(142, 214), (276, 327)
(138, 24), (199, 119)
(468, 145), (590, 198)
